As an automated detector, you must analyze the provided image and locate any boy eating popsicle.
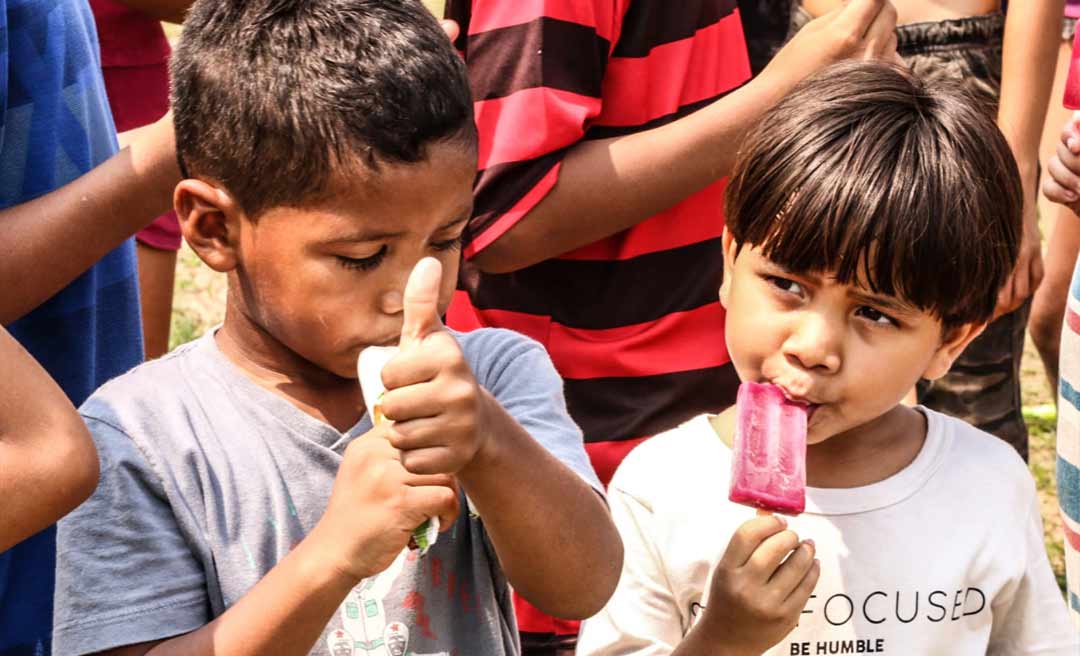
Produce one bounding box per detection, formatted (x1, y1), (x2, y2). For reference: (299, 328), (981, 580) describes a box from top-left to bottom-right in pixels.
(577, 61), (1078, 655)
(50, 1), (622, 654)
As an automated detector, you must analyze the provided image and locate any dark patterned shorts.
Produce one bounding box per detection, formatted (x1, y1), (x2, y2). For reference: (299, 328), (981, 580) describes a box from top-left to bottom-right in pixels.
(788, 9), (1029, 459)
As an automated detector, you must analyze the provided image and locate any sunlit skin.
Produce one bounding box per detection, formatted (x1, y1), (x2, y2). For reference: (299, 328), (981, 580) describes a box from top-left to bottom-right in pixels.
(175, 141), (476, 431)
(717, 229), (983, 489)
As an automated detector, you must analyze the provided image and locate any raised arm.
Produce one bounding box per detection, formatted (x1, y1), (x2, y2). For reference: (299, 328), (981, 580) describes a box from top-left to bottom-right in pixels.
(0, 114), (179, 325)
(0, 326), (97, 552)
(464, 0), (898, 274)
(994, 0), (1065, 316)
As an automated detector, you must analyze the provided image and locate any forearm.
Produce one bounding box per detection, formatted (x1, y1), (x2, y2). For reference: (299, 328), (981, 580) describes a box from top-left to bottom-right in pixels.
(472, 72), (793, 274)
(110, 0), (192, 23)
(0, 328), (97, 551)
(0, 115), (179, 324)
(457, 391), (623, 619)
(144, 533), (356, 656)
(998, 0), (1063, 185)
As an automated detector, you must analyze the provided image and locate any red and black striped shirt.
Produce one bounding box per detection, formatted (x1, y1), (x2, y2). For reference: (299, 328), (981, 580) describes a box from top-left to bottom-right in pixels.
(446, 0), (750, 488)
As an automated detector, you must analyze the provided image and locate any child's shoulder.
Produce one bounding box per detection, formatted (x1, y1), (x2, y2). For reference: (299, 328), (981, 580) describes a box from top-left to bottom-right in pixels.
(451, 327), (551, 383)
(609, 415), (727, 506)
(923, 408), (1037, 504)
(79, 334), (214, 427)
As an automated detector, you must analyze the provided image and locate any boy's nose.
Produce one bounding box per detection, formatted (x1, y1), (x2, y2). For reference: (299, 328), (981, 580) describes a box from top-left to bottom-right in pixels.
(782, 313), (842, 374)
(380, 289), (404, 315)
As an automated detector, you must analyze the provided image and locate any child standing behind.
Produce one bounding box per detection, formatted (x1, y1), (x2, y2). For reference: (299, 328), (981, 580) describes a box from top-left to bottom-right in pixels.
(51, 1), (621, 654)
(578, 62), (1078, 655)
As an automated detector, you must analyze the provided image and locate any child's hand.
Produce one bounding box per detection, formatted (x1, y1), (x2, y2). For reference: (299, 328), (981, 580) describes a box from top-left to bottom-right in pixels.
(693, 514), (819, 655)
(312, 429), (459, 582)
(763, 0), (899, 88)
(380, 258), (490, 476)
(1044, 112), (1080, 215)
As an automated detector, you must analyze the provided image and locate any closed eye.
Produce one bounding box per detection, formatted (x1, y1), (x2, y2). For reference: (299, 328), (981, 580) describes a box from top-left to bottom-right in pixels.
(431, 234), (464, 252)
(336, 245), (388, 271)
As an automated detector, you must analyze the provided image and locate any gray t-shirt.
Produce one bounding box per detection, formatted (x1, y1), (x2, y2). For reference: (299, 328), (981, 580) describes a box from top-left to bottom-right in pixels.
(54, 328), (601, 656)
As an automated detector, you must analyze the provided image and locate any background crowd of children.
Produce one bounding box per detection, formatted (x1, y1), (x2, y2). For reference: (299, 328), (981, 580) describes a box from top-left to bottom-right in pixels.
(3, 0), (1080, 654)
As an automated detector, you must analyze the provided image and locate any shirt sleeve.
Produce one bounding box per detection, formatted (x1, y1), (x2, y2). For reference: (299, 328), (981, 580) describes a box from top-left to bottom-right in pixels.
(577, 483), (684, 655)
(466, 328), (602, 494)
(52, 415), (210, 655)
(447, 0), (626, 257)
(987, 487), (1080, 655)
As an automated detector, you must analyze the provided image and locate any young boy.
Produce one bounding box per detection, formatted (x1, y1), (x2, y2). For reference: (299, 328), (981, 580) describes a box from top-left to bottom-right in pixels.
(788, 0), (1061, 462)
(51, 1), (622, 654)
(577, 61), (1079, 655)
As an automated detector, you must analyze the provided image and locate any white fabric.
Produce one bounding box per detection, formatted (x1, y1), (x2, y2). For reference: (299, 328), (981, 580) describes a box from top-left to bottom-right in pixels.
(578, 410), (1078, 655)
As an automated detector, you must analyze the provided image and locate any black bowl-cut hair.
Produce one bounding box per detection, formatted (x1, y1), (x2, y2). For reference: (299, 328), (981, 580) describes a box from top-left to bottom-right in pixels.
(725, 61), (1022, 330)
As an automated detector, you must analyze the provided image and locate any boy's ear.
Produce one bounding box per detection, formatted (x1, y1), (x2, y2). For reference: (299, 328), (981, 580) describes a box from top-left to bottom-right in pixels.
(719, 228), (738, 309)
(174, 179), (243, 273)
(922, 322), (986, 381)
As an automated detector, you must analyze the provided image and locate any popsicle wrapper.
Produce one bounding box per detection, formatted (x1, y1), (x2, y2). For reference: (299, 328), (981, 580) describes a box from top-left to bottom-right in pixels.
(358, 346), (440, 555)
(728, 382), (808, 515)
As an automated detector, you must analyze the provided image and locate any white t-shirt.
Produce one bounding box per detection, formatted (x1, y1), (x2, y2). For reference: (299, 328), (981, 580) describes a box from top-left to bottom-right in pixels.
(578, 409), (1078, 655)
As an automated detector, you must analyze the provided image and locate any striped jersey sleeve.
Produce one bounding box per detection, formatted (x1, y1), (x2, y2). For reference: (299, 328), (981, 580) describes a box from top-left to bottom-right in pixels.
(1057, 256), (1080, 624)
(446, 0), (630, 257)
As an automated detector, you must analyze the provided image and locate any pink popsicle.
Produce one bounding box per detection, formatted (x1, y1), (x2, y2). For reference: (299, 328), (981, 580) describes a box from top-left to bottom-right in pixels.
(729, 382), (808, 515)
(1066, 29), (1080, 109)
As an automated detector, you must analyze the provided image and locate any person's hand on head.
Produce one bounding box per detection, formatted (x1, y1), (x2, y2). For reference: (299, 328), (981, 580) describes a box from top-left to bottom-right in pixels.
(1043, 112), (1080, 215)
(379, 258), (491, 477)
(687, 514), (819, 656)
(440, 19), (460, 43)
(763, 0), (900, 87)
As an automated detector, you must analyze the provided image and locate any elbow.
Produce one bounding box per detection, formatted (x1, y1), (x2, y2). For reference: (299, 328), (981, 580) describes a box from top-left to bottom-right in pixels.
(542, 522), (625, 621)
(470, 246), (524, 275)
(49, 417), (100, 512)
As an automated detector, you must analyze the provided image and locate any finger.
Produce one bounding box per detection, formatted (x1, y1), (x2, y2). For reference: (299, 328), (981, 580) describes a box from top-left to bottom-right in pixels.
(381, 342), (445, 390)
(405, 484), (460, 529)
(860, 0), (897, 57)
(401, 471), (456, 488)
(1054, 142), (1080, 190)
(745, 529), (802, 582)
(400, 446), (459, 476)
(833, 0), (888, 38)
(783, 558), (822, 611)
(400, 257), (446, 350)
(381, 383), (443, 424)
(720, 515), (789, 569)
(1043, 174), (1079, 204)
(439, 19), (460, 43)
(385, 417), (448, 452)
(769, 540), (817, 597)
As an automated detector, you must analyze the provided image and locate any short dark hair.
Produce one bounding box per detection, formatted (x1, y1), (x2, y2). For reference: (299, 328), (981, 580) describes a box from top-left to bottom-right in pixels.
(724, 61), (1022, 329)
(171, 0), (475, 217)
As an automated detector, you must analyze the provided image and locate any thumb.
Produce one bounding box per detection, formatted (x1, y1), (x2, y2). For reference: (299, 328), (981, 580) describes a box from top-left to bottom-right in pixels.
(440, 19), (461, 44)
(400, 257), (445, 349)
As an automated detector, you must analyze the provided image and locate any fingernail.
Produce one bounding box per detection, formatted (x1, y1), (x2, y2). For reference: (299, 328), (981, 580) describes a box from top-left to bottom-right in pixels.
(1068, 190), (1079, 201)
(804, 539), (815, 549)
(1070, 137), (1080, 153)
(776, 515), (788, 528)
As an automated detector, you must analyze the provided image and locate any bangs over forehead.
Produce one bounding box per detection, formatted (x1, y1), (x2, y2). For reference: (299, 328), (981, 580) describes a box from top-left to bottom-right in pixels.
(724, 62), (1022, 328)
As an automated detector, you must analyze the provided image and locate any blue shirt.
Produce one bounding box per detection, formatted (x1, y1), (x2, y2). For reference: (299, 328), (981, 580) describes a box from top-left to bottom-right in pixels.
(0, 1), (142, 653)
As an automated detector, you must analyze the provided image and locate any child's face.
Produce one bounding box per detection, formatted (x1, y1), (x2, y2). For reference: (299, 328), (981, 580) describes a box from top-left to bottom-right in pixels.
(719, 232), (978, 444)
(214, 141), (475, 380)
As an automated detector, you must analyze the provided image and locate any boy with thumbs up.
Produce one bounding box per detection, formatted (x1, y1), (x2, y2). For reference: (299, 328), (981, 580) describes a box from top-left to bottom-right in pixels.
(50, 1), (621, 655)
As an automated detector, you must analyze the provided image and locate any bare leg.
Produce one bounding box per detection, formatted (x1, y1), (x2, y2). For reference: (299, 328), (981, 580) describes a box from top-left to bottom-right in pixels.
(1031, 203), (1080, 390)
(1033, 39), (1080, 392)
(136, 242), (178, 360)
